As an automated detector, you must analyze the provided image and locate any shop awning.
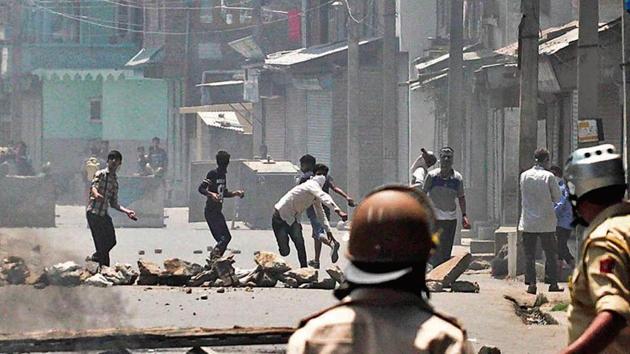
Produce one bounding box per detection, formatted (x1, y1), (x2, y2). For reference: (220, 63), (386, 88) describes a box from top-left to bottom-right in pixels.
(179, 103), (253, 134)
(198, 111), (244, 133)
(265, 37), (381, 67)
(125, 47), (164, 67)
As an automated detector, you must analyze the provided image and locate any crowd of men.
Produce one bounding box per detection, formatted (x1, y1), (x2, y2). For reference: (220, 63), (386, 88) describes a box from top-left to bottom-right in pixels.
(81, 143), (628, 353)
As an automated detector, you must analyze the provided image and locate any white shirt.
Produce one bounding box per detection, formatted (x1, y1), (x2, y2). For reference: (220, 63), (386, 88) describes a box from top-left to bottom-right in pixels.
(411, 167), (428, 190)
(274, 179), (340, 233)
(518, 165), (562, 233)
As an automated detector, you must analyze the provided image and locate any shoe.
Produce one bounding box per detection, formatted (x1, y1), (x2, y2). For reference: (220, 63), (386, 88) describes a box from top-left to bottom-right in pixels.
(308, 260), (320, 269)
(331, 241), (340, 263)
(527, 284), (537, 294)
(548, 284), (564, 292)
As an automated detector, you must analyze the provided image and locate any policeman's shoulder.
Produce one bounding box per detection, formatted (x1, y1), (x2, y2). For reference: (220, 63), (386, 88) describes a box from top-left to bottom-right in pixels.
(428, 309), (468, 337)
(590, 214), (630, 240)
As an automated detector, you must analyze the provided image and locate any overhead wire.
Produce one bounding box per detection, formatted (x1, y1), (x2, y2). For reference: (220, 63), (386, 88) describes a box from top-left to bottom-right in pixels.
(27, 0), (335, 36)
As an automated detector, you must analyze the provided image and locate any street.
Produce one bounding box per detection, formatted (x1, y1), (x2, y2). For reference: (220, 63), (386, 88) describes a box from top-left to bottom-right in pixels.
(1, 206), (570, 354)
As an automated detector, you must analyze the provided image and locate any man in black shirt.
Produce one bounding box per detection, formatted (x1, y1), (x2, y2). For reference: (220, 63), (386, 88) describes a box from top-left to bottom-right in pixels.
(198, 151), (244, 259)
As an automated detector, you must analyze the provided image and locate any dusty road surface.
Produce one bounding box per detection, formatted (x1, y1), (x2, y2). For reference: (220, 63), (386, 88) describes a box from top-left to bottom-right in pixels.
(1, 206), (570, 354)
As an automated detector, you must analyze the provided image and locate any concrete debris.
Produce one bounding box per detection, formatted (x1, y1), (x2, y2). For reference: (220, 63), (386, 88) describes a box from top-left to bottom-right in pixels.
(85, 261), (100, 275)
(468, 260), (491, 271)
(200, 295), (208, 300)
(282, 268), (318, 286)
(254, 251), (291, 275)
(450, 281), (480, 293)
(100, 264), (138, 286)
(427, 253), (472, 287)
(154, 249), (163, 254)
(212, 256), (239, 287)
(426, 280), (444, 292)
(185, 288), (192, 294)
(160, 258), (200, 286)
(326, 265), (345, 284)
(478, 346), (501, 354)
(491, 245), (509, 278)
(253, 271), (277, 288)
(137, 259), (161, 286)
(308, 278), (336, 290)
(1, 256), (30, 285)
(193, 250), (203, 254)
(25, 269), (47, 287)
(138, 250), (145, 255)
(85, 273), (113, 287)
(188, 270), (218, 287)
(45, 261), (83, 286)
(216, 287), (226, 293)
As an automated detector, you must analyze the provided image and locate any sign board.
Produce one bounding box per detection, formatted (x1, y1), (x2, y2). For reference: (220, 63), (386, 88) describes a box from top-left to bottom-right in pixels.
(577, 119), (604, 144)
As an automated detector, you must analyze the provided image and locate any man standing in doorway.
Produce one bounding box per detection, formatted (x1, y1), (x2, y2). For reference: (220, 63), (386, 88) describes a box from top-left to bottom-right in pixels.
(149, 137), (168, 175)
(86, 150), (137, 268)
(423, 147), (470, 267)
(198, 151), (244, 260)
(519, 148), (563, 294)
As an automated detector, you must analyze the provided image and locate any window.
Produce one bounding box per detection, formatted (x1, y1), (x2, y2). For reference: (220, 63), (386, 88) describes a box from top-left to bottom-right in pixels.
(50, 1), (80, 43)
(90, 98), (102, 122)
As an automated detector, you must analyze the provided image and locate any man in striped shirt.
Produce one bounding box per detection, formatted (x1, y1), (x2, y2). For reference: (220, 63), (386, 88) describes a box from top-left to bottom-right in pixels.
(86, 150), (136, 267)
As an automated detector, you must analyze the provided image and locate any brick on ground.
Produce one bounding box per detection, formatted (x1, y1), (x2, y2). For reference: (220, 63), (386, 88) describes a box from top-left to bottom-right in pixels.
(426, 253), (472, 287)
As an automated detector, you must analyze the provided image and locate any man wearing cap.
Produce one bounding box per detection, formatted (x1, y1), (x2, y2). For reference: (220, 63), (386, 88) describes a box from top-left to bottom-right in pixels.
(288, 186), (473, 354)
(423, 147), (470, 267)
(410, 148), (437, 190)
(519, 148), (563, 294)
(560, 144), (629, 354)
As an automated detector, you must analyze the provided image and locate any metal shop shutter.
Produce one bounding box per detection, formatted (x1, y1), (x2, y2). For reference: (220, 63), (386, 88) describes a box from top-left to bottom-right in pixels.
(306, 90), (333, 165)
(264, 96), (286, 160)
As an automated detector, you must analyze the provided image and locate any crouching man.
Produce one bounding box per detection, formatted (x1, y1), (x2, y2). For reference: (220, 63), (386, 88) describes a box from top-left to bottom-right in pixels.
(273, 174), (348, 268)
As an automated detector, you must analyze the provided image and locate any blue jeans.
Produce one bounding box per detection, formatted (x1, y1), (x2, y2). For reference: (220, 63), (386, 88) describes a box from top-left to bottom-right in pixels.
(306, 206), (331, 240)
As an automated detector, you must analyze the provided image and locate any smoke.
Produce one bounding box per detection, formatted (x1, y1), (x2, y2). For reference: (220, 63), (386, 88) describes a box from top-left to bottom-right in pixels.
(0, 231), (127, 335)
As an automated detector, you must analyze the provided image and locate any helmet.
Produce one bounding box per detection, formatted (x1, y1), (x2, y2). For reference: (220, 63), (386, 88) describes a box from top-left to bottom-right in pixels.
(564, 144), (626, 203)
(345, 186), (436, 284)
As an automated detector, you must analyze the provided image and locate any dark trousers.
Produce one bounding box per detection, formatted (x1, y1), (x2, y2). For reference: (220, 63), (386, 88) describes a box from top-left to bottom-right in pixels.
(205, 207), (232, 256)
(556, 227), (574, 264)
(430, 219), (458, 267)
(523, 232), (558, 285)
(86, 212), (116, 267)
(272, 211), (307, 268)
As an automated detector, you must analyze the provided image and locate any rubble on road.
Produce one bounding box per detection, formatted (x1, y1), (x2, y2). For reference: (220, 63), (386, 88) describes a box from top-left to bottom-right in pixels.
(326, 265), (345, 284)
(427, 253), (472, 288)
(468, 260), (491, 271)
(281, 268), (318, 287)
(426, 280), (444, 292)
(85, 273), (113, 287)
(45, 261), (83, 286)
(1, 256), (30, 285)
(137, 259), (161, 285)
(450, 281), (480, 293)
(100, 264), (138, 286)
(160, 258), (202, 286)
(254, 251), (291, 275)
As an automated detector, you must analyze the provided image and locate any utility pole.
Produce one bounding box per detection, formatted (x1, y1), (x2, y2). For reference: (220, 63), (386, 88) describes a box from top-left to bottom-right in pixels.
(517, 1), (539, 175)
(382, 0), (398, 183)
(577, 0), (599, 148)
(252, 0), (267, 158)
(347, 0), (361, 200)
(447, 0), (463, 166)
(623, 3), (630, 186)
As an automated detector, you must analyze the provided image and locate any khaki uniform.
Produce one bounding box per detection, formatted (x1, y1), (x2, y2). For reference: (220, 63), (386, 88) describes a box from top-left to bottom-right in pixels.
(568, 202), (630, 354)
(287, 288), (474, 354)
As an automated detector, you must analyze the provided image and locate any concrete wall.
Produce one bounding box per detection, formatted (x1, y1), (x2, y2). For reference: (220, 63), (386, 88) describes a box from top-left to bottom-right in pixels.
(0, 175), (55, 227)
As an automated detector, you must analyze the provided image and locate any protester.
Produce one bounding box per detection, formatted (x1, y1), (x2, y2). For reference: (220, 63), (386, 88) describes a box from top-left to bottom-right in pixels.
(423, 147), (470, 267)
(273, 174), (348, 268)
(519, 148), (563, 294)
(410, 148), (437, 190)
(307, 163), (355, 269)
(86, 150), (137, 268)
(550, 165), (575, 269)
(11, 141), (35, 176)
(561, 144), (629, 354)
(288, 185), (474, 354)
(136, 146), (152, 176)
(198, 151), (245, 260)
(148, 137), (168, 175)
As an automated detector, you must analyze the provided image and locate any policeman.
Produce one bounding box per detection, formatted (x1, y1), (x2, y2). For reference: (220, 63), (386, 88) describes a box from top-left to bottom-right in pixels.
(287, 185), (474, 354)
(561, 144), (629, 354)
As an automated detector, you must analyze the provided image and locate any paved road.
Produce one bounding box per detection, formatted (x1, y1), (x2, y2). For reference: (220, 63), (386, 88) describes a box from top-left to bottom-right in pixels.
(0, 206), (571, 354)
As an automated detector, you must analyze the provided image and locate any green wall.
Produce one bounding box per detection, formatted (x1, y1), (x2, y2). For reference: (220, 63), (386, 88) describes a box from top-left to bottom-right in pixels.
(43, 80), (103, 139)
(102, 79), (168, 140)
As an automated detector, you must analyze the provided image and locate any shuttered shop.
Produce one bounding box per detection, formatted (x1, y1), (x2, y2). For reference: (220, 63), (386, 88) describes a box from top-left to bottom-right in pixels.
(264, 96), (286, 160)
(306, 90), (333, 165)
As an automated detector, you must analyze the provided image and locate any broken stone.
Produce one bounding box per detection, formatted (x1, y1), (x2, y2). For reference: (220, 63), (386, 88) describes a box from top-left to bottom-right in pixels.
(1, 256), (30, 285)
(253, 271), (278, 287)
(25, 269), (47, 287)
(212, 256), (239, 287)
(326, 265), (345, 284)
(310, 278), (336, 290)
(450, 280), (480, 293)
(254, 251), (291, 275)
(85, 261), (100, 275)
(282, 268), (318, 285)
(85, 273), (113, 287)
(216, 287), (225, 293)
(137, 259), (161, 286)
(200, 295), (208, 300)
(244, 287), (254, 292)
(45, 261), (82, 286)
(282, 277), (299, 288)
(468, 260), (491, 271)
(138, 250), (145, 255)
(478, 346), (501, 354)
(154, 249), (163, 254)
(185, 288), (192, 294)
(427, 253), (472, 287)
(114, 263), (139, 285)
(426, 280), (444, 292)
(193, 250), (203, 254)
(188, 270), (218, 287)
(159, 258), (198, 286)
